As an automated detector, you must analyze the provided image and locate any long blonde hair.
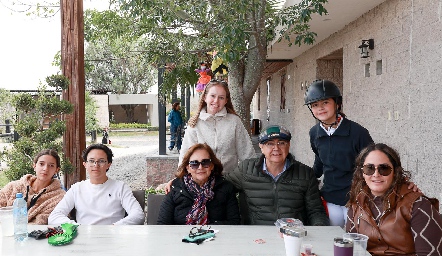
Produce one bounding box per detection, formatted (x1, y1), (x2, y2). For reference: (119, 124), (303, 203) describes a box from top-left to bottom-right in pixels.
(187, 80), (237, 128)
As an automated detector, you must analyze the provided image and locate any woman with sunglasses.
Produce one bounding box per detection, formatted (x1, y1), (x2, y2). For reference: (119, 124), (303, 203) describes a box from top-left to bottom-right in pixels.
(0, 149), (65, 224)
(157, 143), (240, 225)
(179, 80), (255, 174)
(346, 143), (442, 255)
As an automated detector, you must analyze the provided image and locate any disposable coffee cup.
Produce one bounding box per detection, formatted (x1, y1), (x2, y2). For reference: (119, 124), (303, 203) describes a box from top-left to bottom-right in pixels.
(343, 233), (368, 256)
(0, 206), (14, 236)
(281, 227), (305, 256)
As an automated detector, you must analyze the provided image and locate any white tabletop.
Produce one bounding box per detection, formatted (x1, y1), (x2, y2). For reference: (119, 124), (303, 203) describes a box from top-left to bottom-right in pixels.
(1, 225), (370, 256)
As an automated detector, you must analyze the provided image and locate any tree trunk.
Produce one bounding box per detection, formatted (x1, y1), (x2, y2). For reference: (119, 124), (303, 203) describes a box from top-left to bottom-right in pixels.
(228, 3), (267, 134)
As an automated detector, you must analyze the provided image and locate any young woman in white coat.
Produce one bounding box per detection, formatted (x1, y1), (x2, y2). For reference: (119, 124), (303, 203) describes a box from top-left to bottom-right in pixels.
(179, 80), (255, 174)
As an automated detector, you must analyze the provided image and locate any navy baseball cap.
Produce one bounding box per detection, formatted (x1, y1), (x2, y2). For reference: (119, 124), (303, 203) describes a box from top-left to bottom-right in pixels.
(258, 125), (292, 144)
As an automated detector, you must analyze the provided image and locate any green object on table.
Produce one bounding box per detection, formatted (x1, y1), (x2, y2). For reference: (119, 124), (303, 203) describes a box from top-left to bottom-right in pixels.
(182, 232), (215, 244)
(48, 223), (79, 246)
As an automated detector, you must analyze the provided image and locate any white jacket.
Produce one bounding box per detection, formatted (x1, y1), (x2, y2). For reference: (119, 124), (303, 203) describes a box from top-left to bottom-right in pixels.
(179, 107), (256, 173)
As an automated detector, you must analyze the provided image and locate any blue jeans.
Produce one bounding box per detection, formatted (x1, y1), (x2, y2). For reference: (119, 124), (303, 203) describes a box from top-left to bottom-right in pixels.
(169, 125), (182, 150)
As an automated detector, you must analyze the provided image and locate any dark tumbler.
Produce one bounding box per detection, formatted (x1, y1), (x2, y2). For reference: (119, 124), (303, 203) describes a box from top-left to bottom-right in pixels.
(334, 237), (353, 256)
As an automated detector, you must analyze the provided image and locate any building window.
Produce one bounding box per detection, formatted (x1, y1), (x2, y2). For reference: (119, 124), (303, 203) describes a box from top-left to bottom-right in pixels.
(257, 87), (260, 111)
(280, 73), (286, 110)
(364, 63), (370, 77)
(266, 78), (270, 121)
(376, 60), (382, 75)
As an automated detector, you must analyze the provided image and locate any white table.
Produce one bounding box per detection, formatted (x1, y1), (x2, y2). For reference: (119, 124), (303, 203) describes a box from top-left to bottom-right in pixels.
(1, 225), (370, 256)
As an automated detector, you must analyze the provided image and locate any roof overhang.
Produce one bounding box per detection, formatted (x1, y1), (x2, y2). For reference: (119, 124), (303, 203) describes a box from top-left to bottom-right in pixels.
(266, 0), (387, 60)
(262, 59), (293, 79)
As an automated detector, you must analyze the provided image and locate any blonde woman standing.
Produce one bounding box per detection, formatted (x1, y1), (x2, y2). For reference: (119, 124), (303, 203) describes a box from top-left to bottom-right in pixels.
(179, 80), (255, 174)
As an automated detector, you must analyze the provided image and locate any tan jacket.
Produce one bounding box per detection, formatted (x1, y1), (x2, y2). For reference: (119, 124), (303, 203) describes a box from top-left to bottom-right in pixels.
(0, 174), (66, 224)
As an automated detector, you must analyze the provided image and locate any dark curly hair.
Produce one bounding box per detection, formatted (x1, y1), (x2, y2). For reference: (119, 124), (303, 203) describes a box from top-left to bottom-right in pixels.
(176, 143), (223, 179)
(346, 143), (411, 209)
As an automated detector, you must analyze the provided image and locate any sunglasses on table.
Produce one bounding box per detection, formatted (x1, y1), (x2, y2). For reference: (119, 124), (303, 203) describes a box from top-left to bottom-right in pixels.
(189, 159), (212, 170)
(188, 225), (213, 238)
(361, 164), (393, 176)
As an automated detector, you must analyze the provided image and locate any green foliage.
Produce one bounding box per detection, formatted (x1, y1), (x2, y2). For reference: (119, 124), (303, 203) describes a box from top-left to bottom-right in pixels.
(1, 75), (74, 181)
(109, 123), (158, 130)
(86, 0), (328, 107)
(0, 171), (10, 189)
(146, 186), (165, 195)
(37, 96), (74, 116)
(45, 74), (70, 91)
(85, 91), (100, 135)
(13, 93), (36, 113)
(84, 37), (157, 95)
(0, 89), (14, 126)
(80, 0), (328, 131)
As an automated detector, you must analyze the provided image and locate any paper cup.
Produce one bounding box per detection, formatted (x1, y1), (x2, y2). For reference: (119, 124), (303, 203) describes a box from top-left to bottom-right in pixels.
(283, 234), (303, 256)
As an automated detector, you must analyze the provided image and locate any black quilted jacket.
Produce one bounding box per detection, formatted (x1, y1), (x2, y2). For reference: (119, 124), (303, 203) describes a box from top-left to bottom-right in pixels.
(225, 154), (329, 226)
(157, 176), (240, 225)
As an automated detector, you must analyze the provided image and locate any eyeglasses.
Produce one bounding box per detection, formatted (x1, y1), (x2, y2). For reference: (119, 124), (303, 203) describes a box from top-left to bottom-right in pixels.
(189, 159), (212, 170)
(189, 225), (213, 238)
(87, 160), (108, 167)
(264, 141), (288, 148)
(361, 164), (393, 176)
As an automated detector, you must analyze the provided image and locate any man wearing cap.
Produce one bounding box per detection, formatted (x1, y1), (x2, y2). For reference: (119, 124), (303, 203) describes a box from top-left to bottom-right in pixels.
(224, 125), (329, 226)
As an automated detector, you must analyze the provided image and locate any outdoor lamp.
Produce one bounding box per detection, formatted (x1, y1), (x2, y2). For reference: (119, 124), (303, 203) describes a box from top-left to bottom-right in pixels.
(358, 39), (374, 58)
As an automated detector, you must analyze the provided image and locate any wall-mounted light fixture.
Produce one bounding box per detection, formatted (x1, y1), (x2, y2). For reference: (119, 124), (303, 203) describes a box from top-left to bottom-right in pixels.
(358, 39), (374, 58)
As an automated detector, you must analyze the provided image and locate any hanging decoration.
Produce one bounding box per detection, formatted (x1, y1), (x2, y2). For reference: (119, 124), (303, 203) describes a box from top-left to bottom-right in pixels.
(210, 51), (228, 79)
(195, 62), (212, 93)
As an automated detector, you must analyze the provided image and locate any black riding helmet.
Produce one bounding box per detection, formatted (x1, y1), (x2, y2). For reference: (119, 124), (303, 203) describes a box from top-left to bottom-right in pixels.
(304, 80), (343, 126)
(304, 79), (342, 106)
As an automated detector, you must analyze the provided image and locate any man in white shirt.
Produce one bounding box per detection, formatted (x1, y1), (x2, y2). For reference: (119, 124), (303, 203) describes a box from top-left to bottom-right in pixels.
(49, 144), (144, 225)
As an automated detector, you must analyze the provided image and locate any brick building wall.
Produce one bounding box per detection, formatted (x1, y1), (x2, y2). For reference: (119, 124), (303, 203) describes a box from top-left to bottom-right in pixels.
(254, 0), (442, 200)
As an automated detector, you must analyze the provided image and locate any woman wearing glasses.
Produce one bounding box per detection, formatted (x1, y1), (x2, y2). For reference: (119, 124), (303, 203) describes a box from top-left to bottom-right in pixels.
(305, 80), (419, 228)
(179, 80), (255, 174)
(0, 149), (65, 224)
(346, 143), (442, 255)
(157, 143), (240, 225)
(48, 144), (144, 225)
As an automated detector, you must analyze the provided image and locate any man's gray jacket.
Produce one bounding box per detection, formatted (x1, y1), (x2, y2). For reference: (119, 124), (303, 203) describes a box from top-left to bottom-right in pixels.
(225, 153), (329, 226)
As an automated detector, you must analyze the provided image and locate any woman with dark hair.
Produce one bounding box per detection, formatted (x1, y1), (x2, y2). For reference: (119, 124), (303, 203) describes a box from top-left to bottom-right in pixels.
(0, 149), (65, 224)
(158, 143), (240, 225)
(179, 80), (255, 174)
(346, 143), (442, 255)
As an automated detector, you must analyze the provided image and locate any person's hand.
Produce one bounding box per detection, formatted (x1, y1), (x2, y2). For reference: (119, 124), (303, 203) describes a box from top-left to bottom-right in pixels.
(164, 179), (173, 194)
(407, 182), (421, 193)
